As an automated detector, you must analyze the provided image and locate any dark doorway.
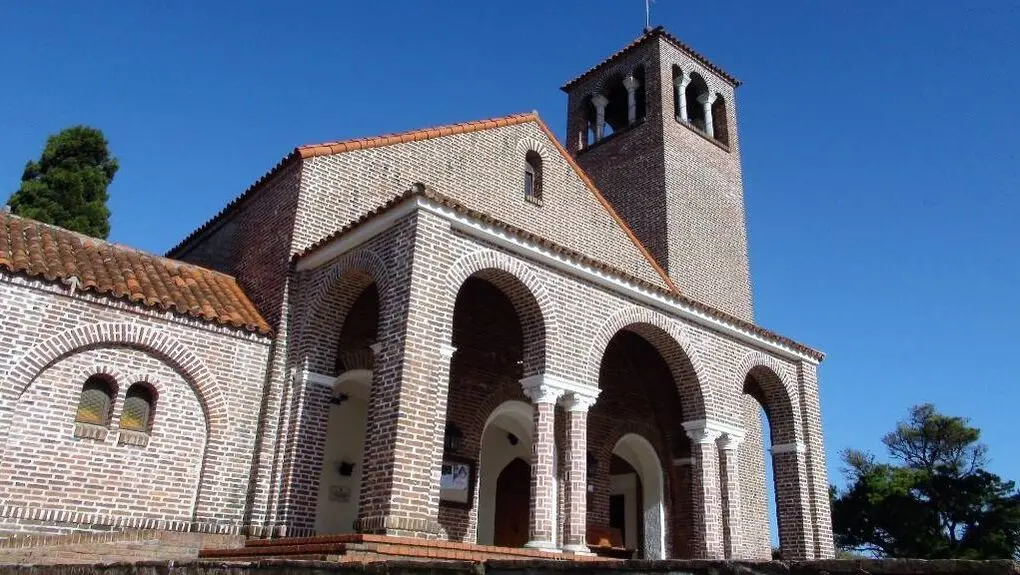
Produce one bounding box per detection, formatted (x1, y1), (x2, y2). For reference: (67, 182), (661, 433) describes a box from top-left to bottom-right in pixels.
(493, 457), (531, 547)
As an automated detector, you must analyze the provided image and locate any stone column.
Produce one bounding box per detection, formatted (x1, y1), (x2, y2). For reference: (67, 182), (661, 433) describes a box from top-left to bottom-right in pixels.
(718, 431), (745, 559)
(674, 74), (689, 122)
(592, 94), (609, 142)
(698, 92), (717, 138)
(561, 391), (598, 554)
(623, 74), (640, 126)
(683, 421), (724, 559)
(521, 376), (565, 551)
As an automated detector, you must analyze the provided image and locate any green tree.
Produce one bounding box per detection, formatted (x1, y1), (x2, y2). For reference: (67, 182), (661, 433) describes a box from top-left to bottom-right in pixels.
(7, 125), (118, 238)
(832, 404), (1020, 559)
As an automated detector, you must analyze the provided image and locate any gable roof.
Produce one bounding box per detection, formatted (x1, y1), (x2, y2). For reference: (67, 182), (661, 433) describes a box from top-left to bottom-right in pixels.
(0, 212), (271, 335)
(294, 185), (824, 362)
(168, 111), (678, 294)
(561, 26), (741, 91)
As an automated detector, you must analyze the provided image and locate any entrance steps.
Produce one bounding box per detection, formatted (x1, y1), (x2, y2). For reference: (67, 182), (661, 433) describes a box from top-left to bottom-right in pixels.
(199, 534), (614, 563)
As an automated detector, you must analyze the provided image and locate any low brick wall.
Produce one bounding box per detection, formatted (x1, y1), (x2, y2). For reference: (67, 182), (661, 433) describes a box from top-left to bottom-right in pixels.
(0, 559), (1018, 575)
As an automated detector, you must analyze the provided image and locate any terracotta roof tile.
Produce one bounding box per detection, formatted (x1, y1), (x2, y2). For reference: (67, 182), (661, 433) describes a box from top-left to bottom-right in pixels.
(560, 26), (741, 91)
(294, 185), (823, 362)
(0, 212), (271, 335)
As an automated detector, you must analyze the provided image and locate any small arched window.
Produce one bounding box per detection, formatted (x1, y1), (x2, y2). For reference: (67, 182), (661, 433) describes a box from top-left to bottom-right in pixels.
(75, 375), (116, 426)
(524, 151), (543, 203)
(711, 93), (730, 147)
(120, 383), (156, 433)
(684, 73), (709, 133)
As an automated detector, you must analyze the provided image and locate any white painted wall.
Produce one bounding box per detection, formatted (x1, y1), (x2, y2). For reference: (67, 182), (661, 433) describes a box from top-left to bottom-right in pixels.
(314, 371), (371, 534)
(476, 400), (533, 545)
(614, 433), (666, 559)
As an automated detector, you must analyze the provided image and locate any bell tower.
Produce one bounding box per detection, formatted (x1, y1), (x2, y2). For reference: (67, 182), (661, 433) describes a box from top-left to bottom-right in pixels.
(563, 27), (753, 321)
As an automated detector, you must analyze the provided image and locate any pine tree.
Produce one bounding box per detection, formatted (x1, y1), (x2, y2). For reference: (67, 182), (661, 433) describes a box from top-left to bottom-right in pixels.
(7, 125), (118, 239)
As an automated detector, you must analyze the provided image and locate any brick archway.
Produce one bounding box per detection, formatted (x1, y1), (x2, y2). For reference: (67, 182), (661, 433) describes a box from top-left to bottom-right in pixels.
(446, 249), (557, 377)
(296, 247), (392, 354)
(736, 350), (811, 559)
(2, 322), (224, 436)
(585, 306), (711, 421)
(735, 351), (800, 444)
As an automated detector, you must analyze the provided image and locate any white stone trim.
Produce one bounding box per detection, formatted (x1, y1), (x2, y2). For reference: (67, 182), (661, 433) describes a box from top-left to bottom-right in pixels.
(682, 418), (746, 439)
(672, 457), (695, 466)
(771, 441), (807, 455)
(430, 202), (818, 364)
(295, 195), (820, 364)
(295, 199), (419, 271)
(300, 370), (336, 388)
(439, 344), (457, 359)
(519, 374), (599, 406)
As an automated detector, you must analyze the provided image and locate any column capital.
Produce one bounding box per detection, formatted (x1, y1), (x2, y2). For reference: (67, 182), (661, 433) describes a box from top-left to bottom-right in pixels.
(519, 374), (599, 407)
(673, 73), (689, 88)
(717, 431), (746, 452)
(697, 91), (718, 106)
(623, 74), (640, 91)
(591, 93), (609, 109)
(561, 391), (598, 413)
(682, 419), (746, 446)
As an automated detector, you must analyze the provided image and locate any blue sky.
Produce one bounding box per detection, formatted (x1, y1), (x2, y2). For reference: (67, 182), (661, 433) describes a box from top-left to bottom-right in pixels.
(2, 0), (1018, 503)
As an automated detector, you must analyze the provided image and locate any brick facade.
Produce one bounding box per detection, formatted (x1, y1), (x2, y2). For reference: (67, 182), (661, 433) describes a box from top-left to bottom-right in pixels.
(0, 25), (832, 562)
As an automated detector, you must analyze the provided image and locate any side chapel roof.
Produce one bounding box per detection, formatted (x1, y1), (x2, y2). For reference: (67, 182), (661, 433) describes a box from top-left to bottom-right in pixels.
(0, 211), (271, 335)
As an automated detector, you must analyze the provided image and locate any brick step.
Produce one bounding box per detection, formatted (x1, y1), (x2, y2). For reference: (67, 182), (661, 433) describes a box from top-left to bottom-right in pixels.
(199, 541), (348, 559)
(212, 534), (610, 563)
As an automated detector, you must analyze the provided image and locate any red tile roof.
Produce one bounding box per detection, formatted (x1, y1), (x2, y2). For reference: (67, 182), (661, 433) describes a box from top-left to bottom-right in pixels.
(0, 212), (271, 335)
(294, 185), (824, 362)
(560, 26), (741, 91)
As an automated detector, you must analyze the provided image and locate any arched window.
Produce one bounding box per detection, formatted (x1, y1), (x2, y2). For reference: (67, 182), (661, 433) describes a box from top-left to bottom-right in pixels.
(75, 375), (116, 426)
(524, 151), (543, 203)
(684, 72), (709, 132)
(712, 93), (730, 147)
(119, 383), (156, 433)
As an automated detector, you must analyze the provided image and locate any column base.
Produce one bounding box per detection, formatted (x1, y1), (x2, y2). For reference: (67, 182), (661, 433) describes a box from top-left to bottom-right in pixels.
(562, 543), (593, 555)
(524, 540), (561, 553)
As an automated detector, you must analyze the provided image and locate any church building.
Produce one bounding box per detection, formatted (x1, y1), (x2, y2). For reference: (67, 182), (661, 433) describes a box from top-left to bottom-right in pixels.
(0, 27), (833, 561)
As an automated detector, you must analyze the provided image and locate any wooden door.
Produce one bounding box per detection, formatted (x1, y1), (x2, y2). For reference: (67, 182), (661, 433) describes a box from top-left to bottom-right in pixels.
(493, 457), (531, 548)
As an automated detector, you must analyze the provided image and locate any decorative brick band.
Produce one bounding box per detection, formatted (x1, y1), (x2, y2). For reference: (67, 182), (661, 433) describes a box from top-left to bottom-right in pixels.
(0, 503), (245, 535)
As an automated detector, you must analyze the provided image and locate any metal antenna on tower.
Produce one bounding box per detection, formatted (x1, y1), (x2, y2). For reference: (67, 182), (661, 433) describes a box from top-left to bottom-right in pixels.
(644, 0), (654, 32)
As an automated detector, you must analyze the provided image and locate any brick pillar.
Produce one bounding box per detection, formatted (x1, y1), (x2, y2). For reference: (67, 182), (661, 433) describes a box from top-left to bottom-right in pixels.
(562, 391), (598, 554)
(354, 213), (452, 540)
(683, 422), (724, 559)
(798, 361), (834, 558)
(771, 441), (813, 559)
(521, 376), (565, 551)
(718, 431), (745, 559)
